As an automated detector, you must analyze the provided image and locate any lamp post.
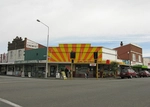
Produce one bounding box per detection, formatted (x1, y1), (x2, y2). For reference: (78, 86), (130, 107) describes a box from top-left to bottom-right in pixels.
(37, 19), (49, 78)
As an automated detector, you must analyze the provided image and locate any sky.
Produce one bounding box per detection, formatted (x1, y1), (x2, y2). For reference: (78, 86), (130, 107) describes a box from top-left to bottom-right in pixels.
(0, 0), (150, 57)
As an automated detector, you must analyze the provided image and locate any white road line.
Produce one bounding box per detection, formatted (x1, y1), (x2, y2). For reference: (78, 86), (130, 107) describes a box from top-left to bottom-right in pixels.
(0, 98), (22, 107)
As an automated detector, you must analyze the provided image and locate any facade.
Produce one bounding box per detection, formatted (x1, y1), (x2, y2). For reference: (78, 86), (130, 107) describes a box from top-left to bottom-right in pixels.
(0, 53), (8, 63)
(23, 43), (124, 78)
(8, 36), (46, 63)
(1, 37), (135, 78)
(143, 57), (150, 69)
(1, 36), (46, 76)
(114, 42), (143, 66)
(0, 53), (8, 74)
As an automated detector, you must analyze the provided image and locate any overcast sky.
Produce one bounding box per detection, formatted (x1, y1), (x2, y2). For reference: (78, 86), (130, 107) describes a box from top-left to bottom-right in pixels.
(0, 0), (150, 57)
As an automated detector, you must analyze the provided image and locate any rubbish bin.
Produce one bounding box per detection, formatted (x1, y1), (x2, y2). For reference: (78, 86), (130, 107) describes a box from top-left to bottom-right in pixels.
(21, 71), (25, 77)
(56, 72), (61, 79)
(28, 72), (31, 77)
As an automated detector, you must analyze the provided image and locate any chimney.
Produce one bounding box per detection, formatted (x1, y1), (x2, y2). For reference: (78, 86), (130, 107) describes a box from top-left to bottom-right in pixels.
(120, 41), (123, 46)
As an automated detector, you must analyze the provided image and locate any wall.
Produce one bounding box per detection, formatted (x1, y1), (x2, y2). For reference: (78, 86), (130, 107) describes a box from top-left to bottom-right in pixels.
(47, 44), (119, 64)
(0, 53), (8, 63)
(49, 44), (102, 63)
(102, 48), (117, 61)
(8, 49), (25, 63)
(25, 48), (46, 60)
(114, 43), (143, 65)
(143, 57), (150, 68)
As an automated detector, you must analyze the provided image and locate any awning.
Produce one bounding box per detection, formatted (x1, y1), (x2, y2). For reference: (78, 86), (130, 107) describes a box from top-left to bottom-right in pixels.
(132, 65), (148, 69)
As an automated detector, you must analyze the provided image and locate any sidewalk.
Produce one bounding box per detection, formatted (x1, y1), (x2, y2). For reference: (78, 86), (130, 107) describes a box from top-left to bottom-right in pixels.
(47, 76), (120, 80)
(0, 75), (121, 80)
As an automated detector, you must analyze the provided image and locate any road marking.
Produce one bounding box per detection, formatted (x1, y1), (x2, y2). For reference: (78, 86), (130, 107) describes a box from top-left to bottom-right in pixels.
(0, 98), (22, 107)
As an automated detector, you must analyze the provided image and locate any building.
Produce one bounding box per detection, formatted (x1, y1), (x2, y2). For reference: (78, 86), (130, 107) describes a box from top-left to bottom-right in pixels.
(1, 36), (46, 76)
(114, 42), (144, 72)
(24, 43), (124, 78)
(0, 53), (8, 75)
(114, 42), (143, 66)
(1, 37), (129, 78)
(143, 57), (150, 69)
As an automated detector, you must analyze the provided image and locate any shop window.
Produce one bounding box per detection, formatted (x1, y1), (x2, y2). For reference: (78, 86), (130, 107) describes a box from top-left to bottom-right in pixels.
(75, 65), (89, 74)
(8, 66), (14, 71)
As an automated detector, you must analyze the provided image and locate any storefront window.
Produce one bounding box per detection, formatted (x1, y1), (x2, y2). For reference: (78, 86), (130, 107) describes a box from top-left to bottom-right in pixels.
(8, 66), (14, 71)
(58, 64), (71, 72)
(75, 64), (89, 74)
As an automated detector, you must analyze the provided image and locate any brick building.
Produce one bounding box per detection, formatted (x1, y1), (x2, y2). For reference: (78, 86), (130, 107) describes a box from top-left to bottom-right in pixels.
(114, 42), (143, 66)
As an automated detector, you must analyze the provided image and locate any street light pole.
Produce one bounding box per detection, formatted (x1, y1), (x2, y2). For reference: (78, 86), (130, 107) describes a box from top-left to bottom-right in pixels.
(37, 19), (49, 78)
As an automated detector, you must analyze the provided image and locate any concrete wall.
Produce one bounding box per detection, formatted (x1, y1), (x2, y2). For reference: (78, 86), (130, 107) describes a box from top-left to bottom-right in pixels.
(143, 57), (150, 68)
(8, 49), (25, 63)
(102, 48), (117, 61)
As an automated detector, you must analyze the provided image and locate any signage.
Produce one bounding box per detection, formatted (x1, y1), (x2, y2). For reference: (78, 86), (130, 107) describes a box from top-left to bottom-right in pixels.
(106, 60), (110, 64)
(89, 63), (96, 66)
(15, 60), (43, 64)
(26, 39), (38, 49)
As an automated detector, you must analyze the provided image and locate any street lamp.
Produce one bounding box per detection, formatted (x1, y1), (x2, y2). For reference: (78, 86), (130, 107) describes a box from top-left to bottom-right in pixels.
(37, 19), (49, 78)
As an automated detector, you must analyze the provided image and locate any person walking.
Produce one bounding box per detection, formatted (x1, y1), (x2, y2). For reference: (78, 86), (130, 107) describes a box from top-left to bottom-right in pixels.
(85, 68), (90, 79)
(65, 67), (69, 77)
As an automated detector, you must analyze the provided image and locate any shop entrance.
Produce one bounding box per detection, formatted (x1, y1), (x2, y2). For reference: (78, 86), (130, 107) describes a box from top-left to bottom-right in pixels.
(50, 65), (57, 77)
(90, 66), (96, 77)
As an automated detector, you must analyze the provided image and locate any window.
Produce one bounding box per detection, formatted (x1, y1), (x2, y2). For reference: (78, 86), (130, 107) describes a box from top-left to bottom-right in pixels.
(75, 64), (89, 74)
(18, 50), (21, 58)
(139, 55), (141, 62)
(132, 53), (136, 61)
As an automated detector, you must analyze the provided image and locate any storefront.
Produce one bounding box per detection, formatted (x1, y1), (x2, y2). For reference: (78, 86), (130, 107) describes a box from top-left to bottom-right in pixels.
(46, 44), (125, 78)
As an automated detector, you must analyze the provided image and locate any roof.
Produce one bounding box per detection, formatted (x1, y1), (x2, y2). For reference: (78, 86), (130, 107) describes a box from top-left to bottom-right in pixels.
(114, 43), (142, 49)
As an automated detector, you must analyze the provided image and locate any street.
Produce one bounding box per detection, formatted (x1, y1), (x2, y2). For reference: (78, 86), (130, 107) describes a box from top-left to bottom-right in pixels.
(0, 76), (150, 107)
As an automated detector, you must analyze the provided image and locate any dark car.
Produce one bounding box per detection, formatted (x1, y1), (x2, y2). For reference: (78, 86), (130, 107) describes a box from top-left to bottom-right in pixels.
(120, 68), (138, 79)
(138, 70), (150, 77)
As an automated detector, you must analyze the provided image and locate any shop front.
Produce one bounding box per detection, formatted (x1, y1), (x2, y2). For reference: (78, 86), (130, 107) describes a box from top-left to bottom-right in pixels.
(47, 44), (125, 78)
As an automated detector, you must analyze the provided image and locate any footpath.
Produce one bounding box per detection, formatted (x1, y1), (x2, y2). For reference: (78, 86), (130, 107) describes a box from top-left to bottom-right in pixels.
(32, 76), (121, 80)
(0, 75), (121, 80)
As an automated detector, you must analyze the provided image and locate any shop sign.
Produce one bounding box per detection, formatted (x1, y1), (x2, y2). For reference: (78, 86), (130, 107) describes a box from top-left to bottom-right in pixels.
(15, 60), (39, 64)
(106, 60), (110, 64)
(89, 63), (96, 66)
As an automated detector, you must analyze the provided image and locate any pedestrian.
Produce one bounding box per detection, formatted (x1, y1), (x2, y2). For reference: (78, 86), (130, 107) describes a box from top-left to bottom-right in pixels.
(85, 68), (90, 79)
(85, 72), (87, 78)
(65, 67), (69, 77)
(60, 68), (64, 78)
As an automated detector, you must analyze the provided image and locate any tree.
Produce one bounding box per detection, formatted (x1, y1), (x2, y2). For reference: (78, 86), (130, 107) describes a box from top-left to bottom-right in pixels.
(110, 61), (119, 78)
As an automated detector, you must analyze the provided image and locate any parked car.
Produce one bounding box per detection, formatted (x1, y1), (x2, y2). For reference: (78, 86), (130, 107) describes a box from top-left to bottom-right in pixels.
(120, 68), (138, 79)
(138, 70), (150, 77)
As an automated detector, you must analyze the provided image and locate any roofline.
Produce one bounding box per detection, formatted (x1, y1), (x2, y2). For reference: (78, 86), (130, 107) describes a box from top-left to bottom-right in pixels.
(114, 43), (142, 49)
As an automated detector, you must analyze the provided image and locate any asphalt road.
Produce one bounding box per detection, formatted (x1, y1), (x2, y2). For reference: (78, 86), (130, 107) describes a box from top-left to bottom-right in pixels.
(0, 76), (150, 107)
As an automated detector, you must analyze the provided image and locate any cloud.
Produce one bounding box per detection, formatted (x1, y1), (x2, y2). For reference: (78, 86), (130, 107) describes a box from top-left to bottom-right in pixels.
(0, 0), (150, 57)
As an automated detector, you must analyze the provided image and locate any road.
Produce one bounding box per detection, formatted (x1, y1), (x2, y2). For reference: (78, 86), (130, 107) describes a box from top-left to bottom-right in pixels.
(0, 76), (150, 107)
